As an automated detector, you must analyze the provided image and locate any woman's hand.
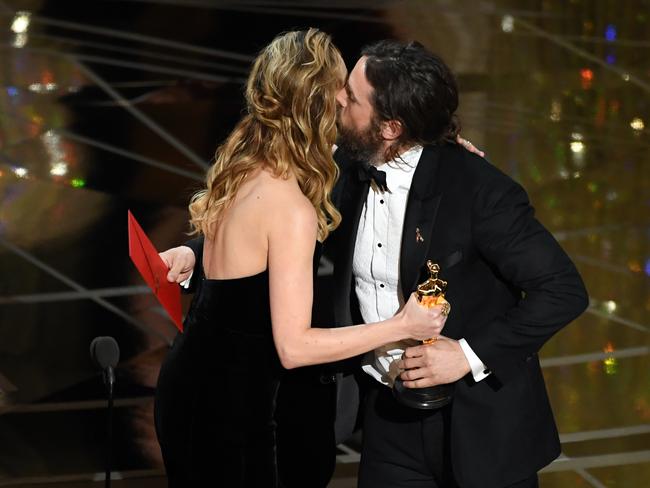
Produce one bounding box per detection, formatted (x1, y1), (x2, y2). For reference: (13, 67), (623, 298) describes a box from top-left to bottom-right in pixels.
(456, 135), (485, 157)
(398, 293), (448, 341)
(159, 246), (196, 283)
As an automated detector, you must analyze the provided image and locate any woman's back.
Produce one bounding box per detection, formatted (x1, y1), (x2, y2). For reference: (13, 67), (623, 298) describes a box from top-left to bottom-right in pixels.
(203, 168), (314, 280)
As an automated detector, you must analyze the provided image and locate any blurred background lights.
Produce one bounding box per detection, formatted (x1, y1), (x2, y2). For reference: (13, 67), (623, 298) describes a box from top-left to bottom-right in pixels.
(28, 83), (58, 93)
(501, 15), (514, 33)
(627, 260), (641, 273)
(550, 99), (562, 122)
(13, 167), (28, 178)
(49, 162), (68, 177)
(580, 68), (594, 89)
(622, 73), (631, 81)
(605, 24), (617, 42)
(570, 141), (585, 153)
(603, 356), (617, 375)
(42, 130), (68, 176)
(604, 300), (617, 313)
(602, 342), (617, 376)
(630, 117), (645, 131)
(42, 129), (59, 142)
(570, 132), (585, 155)
(10, 11), (31, 34)
(71, 178), (86, 188)
(12, 32), (28, 48)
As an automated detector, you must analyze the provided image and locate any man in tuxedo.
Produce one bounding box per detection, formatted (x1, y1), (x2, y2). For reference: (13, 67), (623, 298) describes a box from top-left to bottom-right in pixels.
(162, 40), (587, 488)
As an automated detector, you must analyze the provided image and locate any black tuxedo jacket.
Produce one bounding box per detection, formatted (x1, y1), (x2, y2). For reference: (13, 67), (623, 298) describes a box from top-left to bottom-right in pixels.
(326, 142), (588, 488)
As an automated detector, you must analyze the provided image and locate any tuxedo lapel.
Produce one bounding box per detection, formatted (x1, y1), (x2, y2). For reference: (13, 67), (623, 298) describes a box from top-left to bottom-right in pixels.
(332, 155), (369, 326)
(400, 145), (444, 299)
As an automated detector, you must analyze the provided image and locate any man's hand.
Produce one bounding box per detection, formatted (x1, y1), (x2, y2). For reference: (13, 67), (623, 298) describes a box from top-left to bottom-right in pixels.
(159, 246), (196, 283)
(396, 336), (471, 388)
(456, 135), (485, 157)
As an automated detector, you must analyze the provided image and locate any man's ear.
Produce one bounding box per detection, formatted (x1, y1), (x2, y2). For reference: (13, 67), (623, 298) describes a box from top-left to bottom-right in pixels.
(380, 119), (403, 141)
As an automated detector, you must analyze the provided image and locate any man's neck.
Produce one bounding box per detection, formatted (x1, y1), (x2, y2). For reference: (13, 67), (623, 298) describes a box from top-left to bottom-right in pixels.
(374, 142), (418, 167)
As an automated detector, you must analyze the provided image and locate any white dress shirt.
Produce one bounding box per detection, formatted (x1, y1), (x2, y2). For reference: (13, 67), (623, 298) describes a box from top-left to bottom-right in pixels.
(352, 145), (489, 386)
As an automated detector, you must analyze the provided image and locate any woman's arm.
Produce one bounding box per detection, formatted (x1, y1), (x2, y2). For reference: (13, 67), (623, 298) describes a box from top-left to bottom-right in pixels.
(268, 199), (445, 370)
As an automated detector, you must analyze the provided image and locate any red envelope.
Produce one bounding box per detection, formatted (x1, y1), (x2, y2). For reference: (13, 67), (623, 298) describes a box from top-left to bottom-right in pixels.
(128, 211), (183, 332)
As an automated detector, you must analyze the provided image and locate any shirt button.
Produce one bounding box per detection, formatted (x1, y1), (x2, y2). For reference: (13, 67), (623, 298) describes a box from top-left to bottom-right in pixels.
(377, 243), (382, 248)
(380, 199), (384, 204)
(379, 283), (385, 288)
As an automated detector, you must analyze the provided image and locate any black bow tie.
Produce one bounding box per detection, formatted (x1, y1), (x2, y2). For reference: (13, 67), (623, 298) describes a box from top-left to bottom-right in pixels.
(357, 164), (389, 192)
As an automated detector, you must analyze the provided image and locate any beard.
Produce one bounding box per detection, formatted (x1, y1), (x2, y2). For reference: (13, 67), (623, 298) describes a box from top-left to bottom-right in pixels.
(336, 115), (384, 164)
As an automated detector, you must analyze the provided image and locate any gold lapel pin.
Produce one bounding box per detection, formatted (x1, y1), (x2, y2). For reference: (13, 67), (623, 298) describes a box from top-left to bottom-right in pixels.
(415, 227), (424, 243)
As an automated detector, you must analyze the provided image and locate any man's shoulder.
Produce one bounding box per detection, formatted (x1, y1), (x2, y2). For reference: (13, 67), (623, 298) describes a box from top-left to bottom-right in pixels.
(436, 142), (519, 193)
(436, 142), (497, 176)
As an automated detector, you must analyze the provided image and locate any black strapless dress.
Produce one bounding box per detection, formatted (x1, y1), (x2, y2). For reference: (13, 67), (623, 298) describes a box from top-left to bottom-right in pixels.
(154, 243), (323, 487)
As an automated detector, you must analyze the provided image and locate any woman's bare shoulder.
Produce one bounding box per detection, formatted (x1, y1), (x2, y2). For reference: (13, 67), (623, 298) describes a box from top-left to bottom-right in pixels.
(256, 170), (313, 208)
(252, 170), (317, 233)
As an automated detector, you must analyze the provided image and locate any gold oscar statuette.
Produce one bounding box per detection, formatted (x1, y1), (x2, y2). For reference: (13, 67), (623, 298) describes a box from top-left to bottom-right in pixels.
(416, 261), (451, 344)
(392, 260), (454, 409)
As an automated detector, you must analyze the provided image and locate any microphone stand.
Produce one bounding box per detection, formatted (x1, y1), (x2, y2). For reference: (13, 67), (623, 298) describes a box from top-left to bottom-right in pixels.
(104, 366), (115, 488)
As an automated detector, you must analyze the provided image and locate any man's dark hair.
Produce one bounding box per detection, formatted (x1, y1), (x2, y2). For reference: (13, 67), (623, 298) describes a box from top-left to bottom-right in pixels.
(361, 40), (460, 161)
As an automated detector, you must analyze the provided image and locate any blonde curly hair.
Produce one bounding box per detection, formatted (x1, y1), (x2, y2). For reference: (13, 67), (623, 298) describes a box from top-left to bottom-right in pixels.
(189, 28), (343, 241)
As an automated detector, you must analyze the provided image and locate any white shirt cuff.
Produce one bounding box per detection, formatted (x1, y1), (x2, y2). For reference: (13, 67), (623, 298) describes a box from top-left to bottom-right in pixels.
(179, 271), (193, 289)
(458, 338), (491, 382)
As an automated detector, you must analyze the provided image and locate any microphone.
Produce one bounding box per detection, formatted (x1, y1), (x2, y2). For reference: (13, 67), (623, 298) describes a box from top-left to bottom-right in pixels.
(90, 336), (120, 394)
(90, 336), (120, 488)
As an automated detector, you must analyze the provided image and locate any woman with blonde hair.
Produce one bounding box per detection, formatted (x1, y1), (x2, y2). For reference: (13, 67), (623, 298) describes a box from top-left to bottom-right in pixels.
(154, 29), (446, 487)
